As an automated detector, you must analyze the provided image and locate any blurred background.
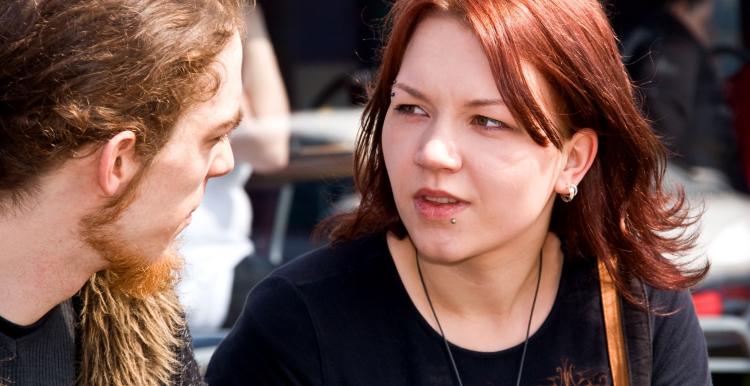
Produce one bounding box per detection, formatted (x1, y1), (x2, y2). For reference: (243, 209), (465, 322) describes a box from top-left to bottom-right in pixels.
(183, 0), (750, 383)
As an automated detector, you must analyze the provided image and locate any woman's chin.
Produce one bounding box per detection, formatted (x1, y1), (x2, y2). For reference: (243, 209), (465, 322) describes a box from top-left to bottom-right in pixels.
(411, 243), (472, 266)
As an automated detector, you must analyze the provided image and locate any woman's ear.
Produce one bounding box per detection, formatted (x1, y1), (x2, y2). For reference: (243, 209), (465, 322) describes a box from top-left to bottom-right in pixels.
(555, 128), (598, 194)
(97, 131), (140, 197)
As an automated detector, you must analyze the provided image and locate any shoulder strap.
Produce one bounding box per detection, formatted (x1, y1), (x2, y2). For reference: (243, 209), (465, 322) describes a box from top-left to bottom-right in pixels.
(598, 259), (630, 386)
(622, 277), (653, 386)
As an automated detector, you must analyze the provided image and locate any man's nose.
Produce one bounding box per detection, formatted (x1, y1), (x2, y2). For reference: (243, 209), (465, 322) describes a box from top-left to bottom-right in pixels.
(208, 140), (235, 178)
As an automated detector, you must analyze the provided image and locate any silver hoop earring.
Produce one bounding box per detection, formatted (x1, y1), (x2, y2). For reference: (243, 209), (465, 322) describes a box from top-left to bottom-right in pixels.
(560, 184), (578, 203)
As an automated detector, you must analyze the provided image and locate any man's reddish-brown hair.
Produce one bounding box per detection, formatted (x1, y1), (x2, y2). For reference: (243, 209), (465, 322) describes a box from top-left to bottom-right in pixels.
(0, 1), (245, 384)
(0, 0), (244, 209)
(322, 0), (708, 302)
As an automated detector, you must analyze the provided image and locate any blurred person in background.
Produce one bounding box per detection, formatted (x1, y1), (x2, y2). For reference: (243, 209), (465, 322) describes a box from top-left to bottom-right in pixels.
(0, 0), (243, 385)
(206, 0), (710, 384)
(728, 62), (750, 189)
(619, 0), (748, 193)
(177, 3), (290, 331)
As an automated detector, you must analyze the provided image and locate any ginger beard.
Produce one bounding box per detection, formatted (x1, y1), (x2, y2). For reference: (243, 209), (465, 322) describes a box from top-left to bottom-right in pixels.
(80, 172), (182, 299)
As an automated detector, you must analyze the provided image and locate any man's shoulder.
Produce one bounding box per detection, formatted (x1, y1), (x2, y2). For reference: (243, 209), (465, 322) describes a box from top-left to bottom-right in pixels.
(0, 300), (77, 385)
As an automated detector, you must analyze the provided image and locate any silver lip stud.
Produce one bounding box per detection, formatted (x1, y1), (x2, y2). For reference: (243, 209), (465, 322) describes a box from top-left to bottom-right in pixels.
(450, 218), (457, 224)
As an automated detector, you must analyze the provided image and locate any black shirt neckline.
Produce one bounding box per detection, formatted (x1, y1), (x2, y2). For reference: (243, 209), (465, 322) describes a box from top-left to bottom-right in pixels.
(0, 306), (57, 340)
(380, 233), (568, 359)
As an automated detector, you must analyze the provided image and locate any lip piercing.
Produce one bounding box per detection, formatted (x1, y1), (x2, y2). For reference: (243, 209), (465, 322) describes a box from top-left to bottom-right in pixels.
(450, 218), (457, 224)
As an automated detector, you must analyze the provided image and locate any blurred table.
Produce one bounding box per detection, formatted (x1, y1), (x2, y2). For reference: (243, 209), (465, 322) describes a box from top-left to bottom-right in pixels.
(250, 107), (363, 188)
(249, 107), (364, 264)
(289, 107), (362, 145)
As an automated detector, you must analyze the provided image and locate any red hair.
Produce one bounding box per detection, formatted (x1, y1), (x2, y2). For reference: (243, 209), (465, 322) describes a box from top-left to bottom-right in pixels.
(320, 0), (708, 303)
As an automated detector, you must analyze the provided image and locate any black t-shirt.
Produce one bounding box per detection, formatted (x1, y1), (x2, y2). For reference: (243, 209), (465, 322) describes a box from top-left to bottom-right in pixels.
(0, 301), (76, 386)
(0, 297), (205, 386)
(0, 309), (53, 340)
(206, 233), (710, 386)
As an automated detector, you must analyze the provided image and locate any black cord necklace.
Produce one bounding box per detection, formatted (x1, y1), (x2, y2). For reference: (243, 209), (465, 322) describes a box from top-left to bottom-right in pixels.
(415, 251), (543, 386)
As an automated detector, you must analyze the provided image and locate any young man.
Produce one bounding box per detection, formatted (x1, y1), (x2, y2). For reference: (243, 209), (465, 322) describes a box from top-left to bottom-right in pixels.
(0, 0), (244, 384)
(178, 4), (291, 331)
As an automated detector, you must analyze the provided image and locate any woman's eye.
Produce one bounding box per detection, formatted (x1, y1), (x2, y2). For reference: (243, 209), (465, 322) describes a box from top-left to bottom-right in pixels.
(394, 104), (427, 116)
(472, 115), (507, 130)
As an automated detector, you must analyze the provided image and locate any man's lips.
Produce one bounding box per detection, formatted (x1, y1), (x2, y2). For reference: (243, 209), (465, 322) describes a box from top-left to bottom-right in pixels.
(413, 188), (469, 220)
(183, 206), (198, 226)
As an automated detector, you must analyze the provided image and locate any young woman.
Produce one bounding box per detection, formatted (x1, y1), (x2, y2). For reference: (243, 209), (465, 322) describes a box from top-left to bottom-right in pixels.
(207, 0), (711, 385)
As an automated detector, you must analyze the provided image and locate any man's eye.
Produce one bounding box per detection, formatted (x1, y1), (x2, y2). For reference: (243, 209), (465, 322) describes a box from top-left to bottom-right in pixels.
(394, 104), (427, 116)
(471, 115), (508, 130)
(213, 133), (229, 143)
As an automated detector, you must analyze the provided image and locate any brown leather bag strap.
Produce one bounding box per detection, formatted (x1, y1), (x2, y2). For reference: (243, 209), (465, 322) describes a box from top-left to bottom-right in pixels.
(598, 259), (630, 386)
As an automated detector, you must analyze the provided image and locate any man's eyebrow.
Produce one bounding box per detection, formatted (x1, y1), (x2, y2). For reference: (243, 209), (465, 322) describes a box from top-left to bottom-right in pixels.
(212, 109), (243, 134)
(393, 82), (505, 108)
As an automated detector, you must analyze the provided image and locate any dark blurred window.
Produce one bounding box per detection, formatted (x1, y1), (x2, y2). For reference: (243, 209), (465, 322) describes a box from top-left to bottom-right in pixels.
(257, 0), (390, 109)
(713, 0), (744, 78)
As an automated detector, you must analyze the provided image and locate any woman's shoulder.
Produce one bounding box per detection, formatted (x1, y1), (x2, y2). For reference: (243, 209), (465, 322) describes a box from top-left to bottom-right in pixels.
(237, 232), (394, 318)
(270, 232), (390, 287)
(642, 284), (702, 341)
(644, 284), (694, 312)
(206, 232), (396, 385)
(206, 271), (324, 384)
(642, 285), (711, 385)
(562, 256), (709, 384)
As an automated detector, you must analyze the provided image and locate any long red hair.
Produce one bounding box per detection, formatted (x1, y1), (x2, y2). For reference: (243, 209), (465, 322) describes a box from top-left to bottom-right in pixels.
(321, 0), (708, 303)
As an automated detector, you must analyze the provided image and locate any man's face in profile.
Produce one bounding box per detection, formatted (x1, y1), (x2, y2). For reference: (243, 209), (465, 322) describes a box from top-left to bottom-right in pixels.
(81, 33), (245, 298)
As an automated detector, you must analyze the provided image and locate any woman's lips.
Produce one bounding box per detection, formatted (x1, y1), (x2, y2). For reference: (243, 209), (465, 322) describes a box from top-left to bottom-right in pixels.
(413, 189), (469, 220)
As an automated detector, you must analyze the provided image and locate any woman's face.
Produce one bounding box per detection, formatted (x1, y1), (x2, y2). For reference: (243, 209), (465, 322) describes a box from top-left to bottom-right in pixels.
(382, 14), (568, 263)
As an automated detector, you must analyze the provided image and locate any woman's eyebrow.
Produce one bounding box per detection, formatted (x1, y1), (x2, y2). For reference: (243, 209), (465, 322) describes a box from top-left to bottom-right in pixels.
(464, 98), (505, 108)
(393, 82), (429, 102)
(393, 82), (505, 108)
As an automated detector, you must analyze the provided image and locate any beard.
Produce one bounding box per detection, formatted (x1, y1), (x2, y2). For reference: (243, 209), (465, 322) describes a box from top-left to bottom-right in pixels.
(79, 175), (182, 299)
(84, 231), (182, 299)
(76, 174), (187, 385)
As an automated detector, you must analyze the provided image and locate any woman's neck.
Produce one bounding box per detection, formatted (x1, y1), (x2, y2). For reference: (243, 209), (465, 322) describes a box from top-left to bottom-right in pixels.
(388, 231), (564, 351)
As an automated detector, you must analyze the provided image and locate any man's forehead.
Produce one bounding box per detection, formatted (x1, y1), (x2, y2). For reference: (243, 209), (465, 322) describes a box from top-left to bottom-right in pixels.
(174, 33), (244, 137)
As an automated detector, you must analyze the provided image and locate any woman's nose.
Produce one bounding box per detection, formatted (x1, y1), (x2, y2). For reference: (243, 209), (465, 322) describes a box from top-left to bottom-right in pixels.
(413, 128), (462, 172)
